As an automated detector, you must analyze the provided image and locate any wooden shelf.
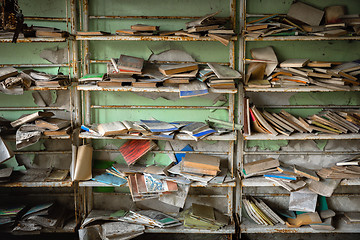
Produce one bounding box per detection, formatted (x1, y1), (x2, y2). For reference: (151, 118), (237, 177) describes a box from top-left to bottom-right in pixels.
(0, 179), (73, 188)
(76, 35), (237, 42)
(0, 37), (67, 43)
(245, 36), (360, 42)
(79, 180), (235, 188)
(145, 223), (236, 234)
(240, 218), (360, 233)
(244, 86), (360, 93)
(29, 86), (69, 91)
(242, 177), (360, 187)
(77, 85), (237, 94)
(79, 131), (237, 141)
(243, 133), (360, 141)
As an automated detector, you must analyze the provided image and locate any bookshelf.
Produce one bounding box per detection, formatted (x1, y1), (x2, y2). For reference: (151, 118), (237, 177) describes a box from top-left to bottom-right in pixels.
(75, 0), (239, 237)
(239, 0), (360, 235)
(0, 0), (78, 234)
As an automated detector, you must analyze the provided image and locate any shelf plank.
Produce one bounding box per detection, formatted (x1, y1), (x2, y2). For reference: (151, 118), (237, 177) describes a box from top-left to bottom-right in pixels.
(0, 37), (67, 43)
(77, 85), (237, 94)
(241, 218), (360, 233)
(79, 132), (236, 141)
(3, 134), (71, 141)
(76, 35), (237, 42)
(243, 133), (360, 141)
(245, 36), (360, 42)
(0, 180), (73, 188)
(145, 224), (236, 234)
(79, 181), (235, 188)
(29, 86), (69, 91)
(244, 86), (360, 93)
(242, 177), (360, 187)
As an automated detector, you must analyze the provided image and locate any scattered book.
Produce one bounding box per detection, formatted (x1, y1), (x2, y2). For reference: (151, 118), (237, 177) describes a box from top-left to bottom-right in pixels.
(119, 140), (157, 165)
(158, 63), (198, 76)
(118, 54), (144, 73)
(131, 24), (159, 31)
(97, 121), (128, 136)
(244, 158), (279, 175)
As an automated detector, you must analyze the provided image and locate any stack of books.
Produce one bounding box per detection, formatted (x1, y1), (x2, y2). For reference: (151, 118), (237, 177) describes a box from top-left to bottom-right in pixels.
(116, 24), (159, 36)
(82, 120), (218, 140)
(246, 46), (360, 90)
(245, 104), (360, 136)
(180, 153), (220, 177)
(245, 2), (360, 38)
(243, 197), (285, 226)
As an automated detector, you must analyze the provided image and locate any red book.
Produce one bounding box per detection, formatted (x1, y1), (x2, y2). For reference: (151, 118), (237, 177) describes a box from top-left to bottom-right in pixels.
(119, 140), (157, 165)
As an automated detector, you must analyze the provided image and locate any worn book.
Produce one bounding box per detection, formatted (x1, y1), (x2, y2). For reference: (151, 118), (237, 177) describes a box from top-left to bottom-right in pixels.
(119, 140), (157, 165)
(43, 126), (71, 136)
(97, 81), (124, 87)
(179, 80), (208, 98)
(187, 25), (219, 33)
(158, 63), (198, 76)
(131, 24), (159, 31)
(0, 136), (14, 164)
(79, 73), (104, 83)
(280, 59), (310, 68)
(294, 165), (320, 181)
(251, 106), (278, 135)
(207, 63), (241, 79)
(208, 33), (231, 46)
(0, 67), (18, 81)
(35, 30), (67, 38)
(97, 121), (127, 136)
(35, 118), (70, 131)
(132, 82), (157, 88)
(77, 31), (111, 36)
(208, 29), (235, 35)
(182, 153), (220, 171)
(10, 111), (54, 128)
(118, 54), (144, 72)
(140, 119), (177, 132)
(287, 2), (324, 26)
(243, 158), (279, 175)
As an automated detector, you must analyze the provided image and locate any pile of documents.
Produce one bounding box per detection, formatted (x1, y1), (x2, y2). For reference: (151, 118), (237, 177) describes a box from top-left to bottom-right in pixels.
(122, 210), (182, 228)
(245, 2), (360, 38)
(82, 120), (218, 140)
(7, 111), (71, 149)
(245, 46), (360, 90)
(0, 202), (73, 234)
(0, 67), (71, 95)
(244, 103), (360, 136)
(79, 209), (182, 239)
(79, 209), (144, 240)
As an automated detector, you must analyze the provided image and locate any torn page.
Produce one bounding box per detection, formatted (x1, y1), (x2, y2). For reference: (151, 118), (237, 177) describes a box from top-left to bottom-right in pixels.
(289, 188), (318, 212)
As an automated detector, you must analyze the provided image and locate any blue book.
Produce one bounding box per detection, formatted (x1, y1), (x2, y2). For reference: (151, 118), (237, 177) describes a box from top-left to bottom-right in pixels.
(92, 172), (127, 187)
(179, 81), (209, 98)
(175, 144), (193, 164)
(264, 173), (298, 181)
